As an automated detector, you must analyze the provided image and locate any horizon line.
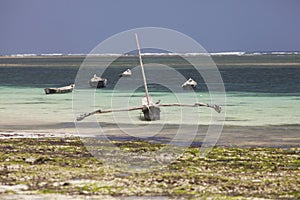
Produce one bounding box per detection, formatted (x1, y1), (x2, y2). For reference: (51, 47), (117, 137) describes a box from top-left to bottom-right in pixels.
(1, 51), (300, 57)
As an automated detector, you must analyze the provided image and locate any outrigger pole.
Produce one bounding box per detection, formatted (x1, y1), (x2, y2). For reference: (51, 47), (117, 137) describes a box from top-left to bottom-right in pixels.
(76, 103), (221, 121)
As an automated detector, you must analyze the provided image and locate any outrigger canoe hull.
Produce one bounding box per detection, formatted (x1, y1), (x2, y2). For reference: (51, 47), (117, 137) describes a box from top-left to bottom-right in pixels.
(142, 106), (161, 121)
(44, 84), (74, 95)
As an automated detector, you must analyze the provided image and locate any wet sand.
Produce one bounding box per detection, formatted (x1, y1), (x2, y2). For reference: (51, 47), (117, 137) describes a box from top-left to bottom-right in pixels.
(1, 122), (299, 147)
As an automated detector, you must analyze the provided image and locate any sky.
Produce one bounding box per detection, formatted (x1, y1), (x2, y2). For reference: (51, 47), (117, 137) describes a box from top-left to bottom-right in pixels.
(0, 0), (300, 54)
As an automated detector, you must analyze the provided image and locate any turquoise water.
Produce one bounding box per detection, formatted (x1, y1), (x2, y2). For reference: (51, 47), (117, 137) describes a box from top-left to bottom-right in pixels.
(0, 87), (299, 129)
(0, 55), (299, 131)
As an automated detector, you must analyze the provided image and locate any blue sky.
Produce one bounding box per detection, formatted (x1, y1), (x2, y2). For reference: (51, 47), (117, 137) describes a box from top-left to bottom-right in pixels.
(1, 0), (299, 54)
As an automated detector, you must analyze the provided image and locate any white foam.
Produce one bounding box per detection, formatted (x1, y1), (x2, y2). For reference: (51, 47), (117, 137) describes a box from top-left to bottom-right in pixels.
(87, 53), (124, 57)
(270, 51), (300, 55)
(0, 131), (75, 139)
(210, 52), (246, 56)
(138, 52), (210, 56)
(245, 51), (300, 56)
(246, 52), (264, 55)
(4, 52), (300, 57)
(40, 53), (63, 56)
(10, 54), (37, 57)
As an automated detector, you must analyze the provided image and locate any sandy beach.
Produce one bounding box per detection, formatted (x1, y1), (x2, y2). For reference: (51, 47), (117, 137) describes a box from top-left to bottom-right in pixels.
(1, 122), (300, 147)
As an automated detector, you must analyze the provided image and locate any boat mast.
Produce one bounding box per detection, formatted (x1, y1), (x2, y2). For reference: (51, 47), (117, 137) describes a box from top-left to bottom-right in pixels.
(135, 33), (151, 106)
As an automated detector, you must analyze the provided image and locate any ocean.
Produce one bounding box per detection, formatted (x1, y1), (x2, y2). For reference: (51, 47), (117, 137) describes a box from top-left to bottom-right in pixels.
(0, 53), (299, 145)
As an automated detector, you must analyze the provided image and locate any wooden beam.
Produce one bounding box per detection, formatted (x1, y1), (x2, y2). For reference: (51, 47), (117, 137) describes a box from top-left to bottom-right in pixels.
(135, 33), (151, 106)
(159, 103), (221, 113)
(76, 106), (144, 121)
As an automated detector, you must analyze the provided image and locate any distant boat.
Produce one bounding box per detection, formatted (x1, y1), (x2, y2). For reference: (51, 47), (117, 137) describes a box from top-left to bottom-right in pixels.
(119, 69), (132, 77)
(44, 84), (74, 95)
(89, 74), (107, 88)
(182, 78), (197, 88)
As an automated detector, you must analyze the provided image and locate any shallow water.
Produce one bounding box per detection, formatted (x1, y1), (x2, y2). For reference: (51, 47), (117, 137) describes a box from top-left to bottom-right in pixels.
(0, 55), (299, 131)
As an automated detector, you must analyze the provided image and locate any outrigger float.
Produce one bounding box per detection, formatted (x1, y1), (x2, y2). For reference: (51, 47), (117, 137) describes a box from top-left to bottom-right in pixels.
(77, 34), (221, 121)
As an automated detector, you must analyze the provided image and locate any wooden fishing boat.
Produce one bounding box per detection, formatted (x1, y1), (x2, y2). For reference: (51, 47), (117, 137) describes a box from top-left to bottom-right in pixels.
(119, 69), (132, 77)
(77, 34), (221, 122)
(44, 84), (74, 95)
(182, 78), (197, 88)
(89, 74), (107, 88)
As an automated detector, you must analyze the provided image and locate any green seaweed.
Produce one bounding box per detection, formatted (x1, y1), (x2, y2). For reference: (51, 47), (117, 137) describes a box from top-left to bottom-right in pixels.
(0, 137), (299, 199)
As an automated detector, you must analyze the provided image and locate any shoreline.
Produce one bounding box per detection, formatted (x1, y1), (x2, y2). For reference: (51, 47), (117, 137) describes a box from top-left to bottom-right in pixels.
(1, 124), (299, 148)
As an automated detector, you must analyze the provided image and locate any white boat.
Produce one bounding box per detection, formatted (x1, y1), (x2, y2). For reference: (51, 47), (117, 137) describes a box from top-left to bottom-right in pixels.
(119, 69), (132, 77)
(44, 84), (74, 95)
(89, 74), (107, 88)
(182, 78), (197, 88)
